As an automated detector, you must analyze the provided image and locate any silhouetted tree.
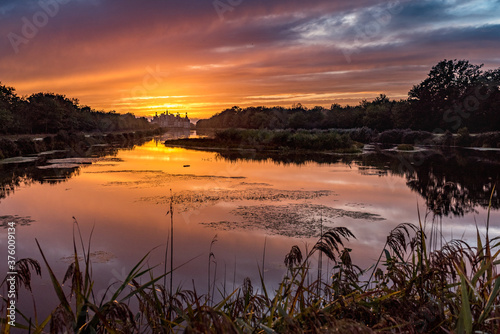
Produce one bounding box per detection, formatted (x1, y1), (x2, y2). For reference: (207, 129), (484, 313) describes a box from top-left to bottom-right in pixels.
(0, 83), (153, 135)
(408, 59), (483, 131)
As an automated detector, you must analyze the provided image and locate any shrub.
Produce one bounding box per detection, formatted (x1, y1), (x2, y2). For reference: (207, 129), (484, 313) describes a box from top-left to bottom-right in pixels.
(397, 143), (415, 151)
(456, 127), (471, 147)
(402, 130), (434, 144)
(442, 130), (454, 147)
(377, 129), (405, 144)
(34, 139), (47, 153)
(347, 127), (376, 143)
(15, 137), (38, 155)
(290, 131), (312, 149)
(472, 132), (500, 148)
(215, 128), (243, 143)
(105, 133), (116, 142)
(43, 136), (55, 150)
(270, 130), (291, 147)
(55, 129), (70, 143)
(0, 139), (20, 158)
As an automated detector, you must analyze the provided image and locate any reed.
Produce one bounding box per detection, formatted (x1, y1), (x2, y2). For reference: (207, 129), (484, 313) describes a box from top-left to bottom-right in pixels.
(2, 193), (499, 333)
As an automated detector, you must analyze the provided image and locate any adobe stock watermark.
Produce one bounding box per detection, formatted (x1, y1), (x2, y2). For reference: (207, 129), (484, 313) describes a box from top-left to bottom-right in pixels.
(124, 65), (169, 101)
(342, 0), (404, 64)
(95, 267), (129, 303)
(442, 79), (499, 131)
(213, 0), (243, 21)
(115, 65), (169, 112)
(389, 79), (499, 190)
(7, 0), (73, 54)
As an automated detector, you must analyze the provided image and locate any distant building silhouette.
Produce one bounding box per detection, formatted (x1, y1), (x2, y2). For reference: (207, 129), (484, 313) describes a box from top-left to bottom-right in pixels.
(151, 110), (190, 129)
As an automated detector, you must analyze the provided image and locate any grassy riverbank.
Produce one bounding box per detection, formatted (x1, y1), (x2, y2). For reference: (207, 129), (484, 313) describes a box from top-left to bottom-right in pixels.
(166, 128), (500, 158)
(166, 128), (363, 153)
(0, 128), (165, 160)
(2, 196), (499, 333)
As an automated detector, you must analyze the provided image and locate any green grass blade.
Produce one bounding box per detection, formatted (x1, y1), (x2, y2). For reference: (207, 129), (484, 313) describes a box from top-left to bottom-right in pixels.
(110, 251), (154, 301)
(119, 273), (167, 302)
(456, 273), (473, 334)
(32, 314), (52, 334)
(478, 276), (500, 324)
(35, 239), (73, 315)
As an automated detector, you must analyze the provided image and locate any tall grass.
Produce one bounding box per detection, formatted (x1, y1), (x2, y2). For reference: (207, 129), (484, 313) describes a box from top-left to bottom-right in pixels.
(2, 196), (500, 333)
(177, 128), (361, 152)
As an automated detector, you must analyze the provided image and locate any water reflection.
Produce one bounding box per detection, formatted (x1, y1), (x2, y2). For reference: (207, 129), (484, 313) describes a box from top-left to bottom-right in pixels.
(1, 136), (499, 325)
(0, 163), (79, 201)
(154, 128), (193, 141)
(0, 136), (163, 203)
(0, 147), (119, 202)
(359, 148), (498, 217)
(213, 146), (500, 217)
(1, 138), (499, 217)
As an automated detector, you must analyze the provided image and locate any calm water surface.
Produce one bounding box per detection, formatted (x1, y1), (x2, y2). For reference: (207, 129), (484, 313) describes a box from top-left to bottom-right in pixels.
(1, 133), (499, 320)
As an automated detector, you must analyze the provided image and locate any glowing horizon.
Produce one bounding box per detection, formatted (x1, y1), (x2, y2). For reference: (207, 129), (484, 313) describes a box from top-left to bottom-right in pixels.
(1, 0), (499, 119)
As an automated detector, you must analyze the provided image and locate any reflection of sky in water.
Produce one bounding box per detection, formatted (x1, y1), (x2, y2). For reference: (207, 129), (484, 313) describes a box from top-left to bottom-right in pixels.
(0, 140), (499, 321)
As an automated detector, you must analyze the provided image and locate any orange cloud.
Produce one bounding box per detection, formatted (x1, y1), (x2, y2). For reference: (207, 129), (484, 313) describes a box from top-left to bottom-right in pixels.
(0, 0), (498, 119)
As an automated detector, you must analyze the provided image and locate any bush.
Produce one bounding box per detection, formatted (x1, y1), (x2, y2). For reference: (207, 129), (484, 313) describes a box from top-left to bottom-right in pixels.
(34, 139), (47, 153)
(55, 130), (70, 143)
(15, 137), (38, 155)
(105, 133), (116, 143)
(442, 130), (454, 147)
(347, 127), (376, 143)
(472, 132), (500, 148)
(377, 129), (405, 144)
(114, 134), (126, 143)
(401, 130), (434, 144)
(456, 127), (471, 147)
(270, 130), (291, 147)
(210, 128), (356, 151)
(397, 144), (415, 151)
(215, 128), (243, 143)
(0, 139), (20, 158)
(290, 131), (312, 149)
(43, 136), (54, 150)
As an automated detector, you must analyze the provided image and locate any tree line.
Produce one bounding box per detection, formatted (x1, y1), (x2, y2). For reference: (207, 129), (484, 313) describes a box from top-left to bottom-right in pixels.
(0, 87), (152, 134)
(197, 59), (500, 133)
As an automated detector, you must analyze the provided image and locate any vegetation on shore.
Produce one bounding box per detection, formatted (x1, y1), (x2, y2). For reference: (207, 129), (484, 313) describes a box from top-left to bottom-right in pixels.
(0, 128), (165, 160)
(197, 59), (500, 133)
(2, 195), (499, 333)
(0, 85), (153, 135)
(166, 128), (362, 153)
(168, 127), (500, 157)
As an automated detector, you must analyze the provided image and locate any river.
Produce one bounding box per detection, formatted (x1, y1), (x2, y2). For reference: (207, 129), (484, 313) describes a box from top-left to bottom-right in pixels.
(1, 131), (499, 325)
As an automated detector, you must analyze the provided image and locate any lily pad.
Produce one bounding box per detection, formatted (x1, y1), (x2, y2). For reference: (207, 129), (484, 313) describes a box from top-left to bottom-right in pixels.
(60, 250), (116, 264)
(0, 215), (36, 228)
(37, 163), (81, 169)
(201, 203), (384, 238)
(46, 158), (94, 164)
(0, 156), (39, 164)
(142, 188), (335, 212)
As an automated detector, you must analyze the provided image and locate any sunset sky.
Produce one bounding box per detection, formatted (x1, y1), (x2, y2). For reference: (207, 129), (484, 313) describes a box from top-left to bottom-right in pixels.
(1, 0), (499, 120)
